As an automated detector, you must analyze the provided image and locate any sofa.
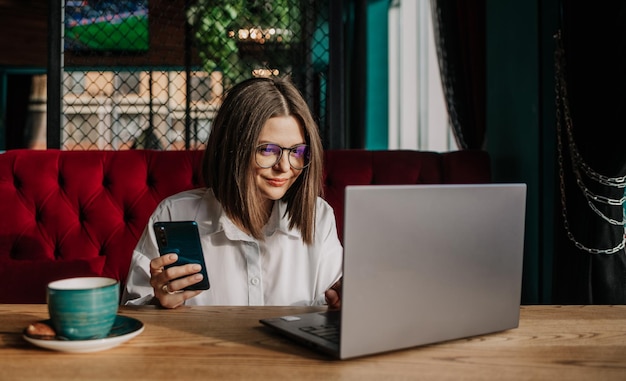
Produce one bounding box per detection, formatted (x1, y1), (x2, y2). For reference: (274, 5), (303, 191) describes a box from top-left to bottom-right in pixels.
(0, 149), (490, 303)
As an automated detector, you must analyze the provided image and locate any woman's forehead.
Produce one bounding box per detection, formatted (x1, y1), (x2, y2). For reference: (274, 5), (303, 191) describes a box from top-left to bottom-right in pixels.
(257, 116), (305, 144)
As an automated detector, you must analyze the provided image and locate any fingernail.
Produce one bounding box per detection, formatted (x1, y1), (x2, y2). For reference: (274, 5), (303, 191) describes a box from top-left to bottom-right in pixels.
(192, 264), (201, 271)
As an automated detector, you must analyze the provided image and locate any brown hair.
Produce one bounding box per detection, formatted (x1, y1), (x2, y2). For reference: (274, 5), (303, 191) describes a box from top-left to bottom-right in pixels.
(201, 77), (324, 244)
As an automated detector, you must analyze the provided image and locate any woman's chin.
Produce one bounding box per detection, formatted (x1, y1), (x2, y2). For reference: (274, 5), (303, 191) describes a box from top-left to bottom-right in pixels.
(260, 190), (287, 202)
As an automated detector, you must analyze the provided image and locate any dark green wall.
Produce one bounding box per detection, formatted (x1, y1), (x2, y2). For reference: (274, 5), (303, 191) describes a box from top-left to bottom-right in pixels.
(365, 0), (389, 149)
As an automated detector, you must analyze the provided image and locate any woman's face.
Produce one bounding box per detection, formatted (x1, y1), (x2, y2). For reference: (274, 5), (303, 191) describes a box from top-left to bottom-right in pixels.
(254, 115), (307, 209)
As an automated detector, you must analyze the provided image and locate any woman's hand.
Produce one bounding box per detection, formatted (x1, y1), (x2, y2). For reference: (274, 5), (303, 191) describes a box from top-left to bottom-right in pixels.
(149, 254), (204, 308)
(324, 279), (342, 310)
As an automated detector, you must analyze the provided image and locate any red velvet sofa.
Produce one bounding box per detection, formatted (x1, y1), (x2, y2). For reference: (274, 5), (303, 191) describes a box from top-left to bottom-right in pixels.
(0, 149), (490, 303)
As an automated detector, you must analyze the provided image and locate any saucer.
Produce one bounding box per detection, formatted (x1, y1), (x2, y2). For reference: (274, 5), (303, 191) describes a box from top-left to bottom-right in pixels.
(23, 315), (144, 353)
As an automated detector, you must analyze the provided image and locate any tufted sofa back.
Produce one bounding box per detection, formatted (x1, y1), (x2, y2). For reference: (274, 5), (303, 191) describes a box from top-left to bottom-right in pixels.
(0, 149), (490, 303)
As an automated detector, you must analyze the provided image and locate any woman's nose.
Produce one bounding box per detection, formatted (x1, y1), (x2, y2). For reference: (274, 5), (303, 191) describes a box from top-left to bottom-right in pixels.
(274, 152), (291, 171)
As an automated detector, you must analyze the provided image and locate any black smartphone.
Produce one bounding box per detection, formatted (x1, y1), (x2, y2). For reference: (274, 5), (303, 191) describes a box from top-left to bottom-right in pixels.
(153, 221), (210, 291)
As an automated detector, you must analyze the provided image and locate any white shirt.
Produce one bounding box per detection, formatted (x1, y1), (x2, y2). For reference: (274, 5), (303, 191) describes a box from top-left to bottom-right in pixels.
(122, 188), (343, 306)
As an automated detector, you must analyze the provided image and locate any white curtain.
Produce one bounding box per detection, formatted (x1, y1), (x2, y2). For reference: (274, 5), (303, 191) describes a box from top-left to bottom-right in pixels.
(387, 0), (455, 152)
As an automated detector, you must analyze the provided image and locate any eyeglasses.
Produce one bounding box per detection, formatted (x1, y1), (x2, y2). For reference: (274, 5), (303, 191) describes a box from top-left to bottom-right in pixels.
(255, 143), (311, 170)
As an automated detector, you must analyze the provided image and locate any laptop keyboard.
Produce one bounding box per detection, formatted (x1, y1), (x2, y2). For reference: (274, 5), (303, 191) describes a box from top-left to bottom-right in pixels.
(299, 323), (339, 343)
(298, 311), (340, 344)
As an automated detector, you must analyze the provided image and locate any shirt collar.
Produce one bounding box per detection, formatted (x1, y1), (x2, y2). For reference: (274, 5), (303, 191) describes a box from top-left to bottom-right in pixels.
(263, 200), (302, 239)
(203, 197), (301, 242)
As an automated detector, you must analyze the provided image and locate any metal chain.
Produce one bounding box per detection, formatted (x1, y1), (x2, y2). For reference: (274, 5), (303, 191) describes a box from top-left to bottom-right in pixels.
(572, 166), (626, 226)
(570, 148), (626, 187)
(553, 30), (626, 255)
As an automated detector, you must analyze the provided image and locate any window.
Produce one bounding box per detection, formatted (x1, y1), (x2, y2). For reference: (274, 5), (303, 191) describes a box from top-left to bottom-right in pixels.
(64, 72), (86, 95)
(387, 0), (456, 151)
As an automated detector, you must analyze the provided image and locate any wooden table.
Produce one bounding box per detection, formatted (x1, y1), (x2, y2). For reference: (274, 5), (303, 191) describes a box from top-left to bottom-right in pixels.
(0, 304), (625, 380)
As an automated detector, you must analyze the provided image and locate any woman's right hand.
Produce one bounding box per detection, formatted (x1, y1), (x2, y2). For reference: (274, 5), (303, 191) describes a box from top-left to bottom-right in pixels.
(149, 254), (205, 308)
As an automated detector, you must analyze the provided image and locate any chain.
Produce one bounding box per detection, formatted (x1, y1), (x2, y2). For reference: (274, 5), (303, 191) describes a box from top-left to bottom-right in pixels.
(570, 148), (626, 187)
(553, 30), (626, 255)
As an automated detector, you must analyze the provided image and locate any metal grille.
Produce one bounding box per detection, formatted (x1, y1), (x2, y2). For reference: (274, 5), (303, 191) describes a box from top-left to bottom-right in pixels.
(62, 0), (330, 151)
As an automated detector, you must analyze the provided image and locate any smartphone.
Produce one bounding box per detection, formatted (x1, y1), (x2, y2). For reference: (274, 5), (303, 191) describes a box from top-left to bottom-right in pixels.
(153, 221), (210, 290)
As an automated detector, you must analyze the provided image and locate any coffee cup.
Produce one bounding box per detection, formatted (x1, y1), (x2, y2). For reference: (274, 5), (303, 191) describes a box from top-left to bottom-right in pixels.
(47, 277), (119, 340)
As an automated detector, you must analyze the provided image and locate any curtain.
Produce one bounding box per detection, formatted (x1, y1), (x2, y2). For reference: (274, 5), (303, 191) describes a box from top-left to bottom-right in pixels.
(553, 0), (626, 304)
(430, 0), (486, 150)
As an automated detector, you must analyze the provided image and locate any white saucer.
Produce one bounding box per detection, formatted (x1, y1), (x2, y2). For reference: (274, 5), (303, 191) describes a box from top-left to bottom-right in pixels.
(23, 315), (144, 353)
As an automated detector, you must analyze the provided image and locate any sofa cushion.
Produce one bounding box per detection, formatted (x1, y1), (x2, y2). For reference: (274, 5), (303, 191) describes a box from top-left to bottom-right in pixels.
(0, 150), (204, 303)
(0, 149), (489, 303)
(323, 150), (491, 239)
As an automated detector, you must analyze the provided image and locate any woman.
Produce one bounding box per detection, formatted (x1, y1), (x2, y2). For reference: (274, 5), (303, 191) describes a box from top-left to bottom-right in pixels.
(122, 77), (343, 309)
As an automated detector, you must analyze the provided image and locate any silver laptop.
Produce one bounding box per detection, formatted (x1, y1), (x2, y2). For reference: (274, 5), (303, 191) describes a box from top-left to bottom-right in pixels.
(260, 184), (527, 359)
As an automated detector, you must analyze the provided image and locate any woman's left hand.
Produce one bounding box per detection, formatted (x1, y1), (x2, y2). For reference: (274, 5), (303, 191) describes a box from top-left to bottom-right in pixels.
(325, 279), (342, 310)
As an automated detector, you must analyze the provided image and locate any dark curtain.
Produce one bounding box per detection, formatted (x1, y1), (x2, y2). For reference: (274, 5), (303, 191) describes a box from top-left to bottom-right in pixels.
(553, 0), (626, 304)
(430, 0), (486, 150)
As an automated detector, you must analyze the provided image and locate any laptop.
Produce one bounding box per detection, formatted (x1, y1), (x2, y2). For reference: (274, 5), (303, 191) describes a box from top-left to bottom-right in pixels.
(260, 184), (527, 359)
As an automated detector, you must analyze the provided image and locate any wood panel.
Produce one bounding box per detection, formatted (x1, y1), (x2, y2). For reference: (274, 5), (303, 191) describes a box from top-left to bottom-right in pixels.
(0, 0), (48, 67)
(2, 304), (626, 380)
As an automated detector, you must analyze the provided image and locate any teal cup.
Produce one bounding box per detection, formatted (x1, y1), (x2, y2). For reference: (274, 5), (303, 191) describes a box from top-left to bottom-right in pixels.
(47, 277), (120, 340)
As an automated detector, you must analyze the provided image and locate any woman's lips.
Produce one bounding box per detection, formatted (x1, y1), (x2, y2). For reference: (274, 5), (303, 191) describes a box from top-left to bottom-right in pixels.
(266, 178), (288, 187)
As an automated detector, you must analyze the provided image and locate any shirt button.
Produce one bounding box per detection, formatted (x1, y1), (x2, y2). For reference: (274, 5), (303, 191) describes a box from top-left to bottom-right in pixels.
(250, 277), (260, 286)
